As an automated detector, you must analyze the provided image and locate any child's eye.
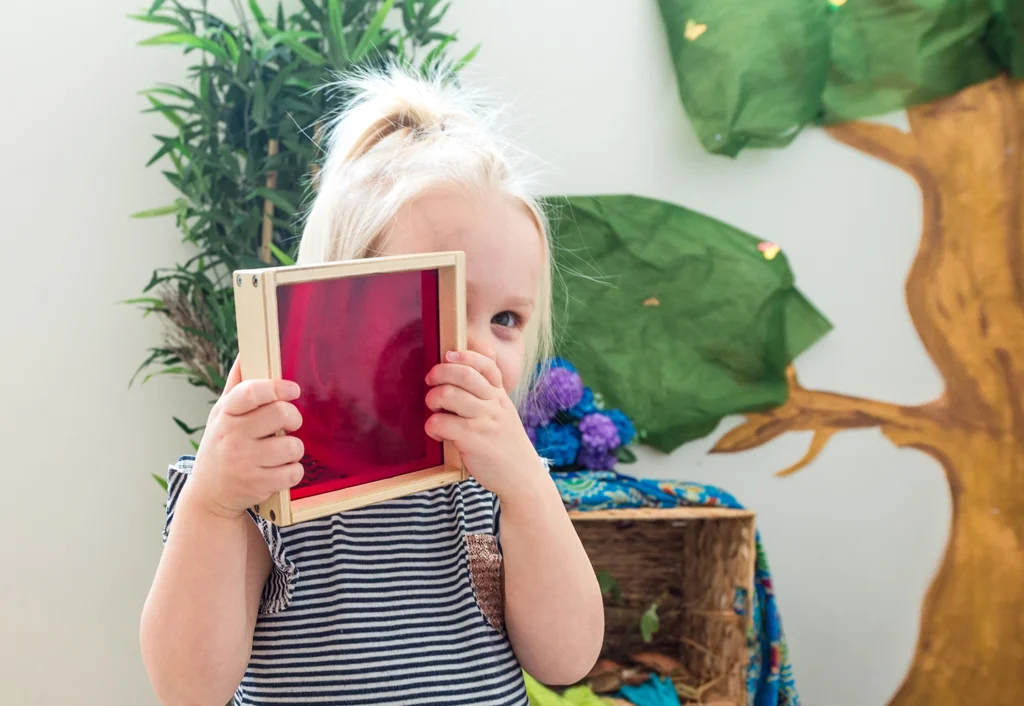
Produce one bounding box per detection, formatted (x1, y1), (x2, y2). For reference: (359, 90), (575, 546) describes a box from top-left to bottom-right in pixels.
(492, 311), (521, 329)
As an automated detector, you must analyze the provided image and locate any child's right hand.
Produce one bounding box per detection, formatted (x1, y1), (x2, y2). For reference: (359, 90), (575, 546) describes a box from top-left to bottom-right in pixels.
(187, 358), (305, 519)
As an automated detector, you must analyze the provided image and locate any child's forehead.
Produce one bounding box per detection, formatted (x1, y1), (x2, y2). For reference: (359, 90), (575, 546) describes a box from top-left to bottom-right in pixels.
(386, 190), (543, 297)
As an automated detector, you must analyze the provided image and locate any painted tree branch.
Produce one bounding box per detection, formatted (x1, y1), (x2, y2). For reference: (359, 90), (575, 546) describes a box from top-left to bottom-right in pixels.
(826, 119), (922, 174)
(710, 367), (937, 475)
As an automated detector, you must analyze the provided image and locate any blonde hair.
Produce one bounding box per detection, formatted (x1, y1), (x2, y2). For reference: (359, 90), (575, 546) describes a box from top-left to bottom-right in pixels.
(297, 66), (552, 403)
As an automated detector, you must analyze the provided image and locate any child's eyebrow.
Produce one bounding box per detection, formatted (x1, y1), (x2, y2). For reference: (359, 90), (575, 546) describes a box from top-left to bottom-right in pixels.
(467, 282), (535, 310)
(506, 296), (535, 308)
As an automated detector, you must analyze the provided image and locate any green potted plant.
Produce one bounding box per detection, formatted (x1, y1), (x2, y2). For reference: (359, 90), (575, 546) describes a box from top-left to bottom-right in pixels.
(127, 0), (476, 459)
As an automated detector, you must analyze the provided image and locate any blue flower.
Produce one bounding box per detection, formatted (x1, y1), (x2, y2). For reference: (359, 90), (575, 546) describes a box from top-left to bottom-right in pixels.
(604, 409), (636, 447)
(534, 423), (581, 468)
(567, 387), (598, 420)
(548, 357), (577, 373)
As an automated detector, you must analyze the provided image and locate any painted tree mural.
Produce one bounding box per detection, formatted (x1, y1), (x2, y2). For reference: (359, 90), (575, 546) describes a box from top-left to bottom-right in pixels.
(654, 2), (1024, 704)
(712, 76), (1024, 706)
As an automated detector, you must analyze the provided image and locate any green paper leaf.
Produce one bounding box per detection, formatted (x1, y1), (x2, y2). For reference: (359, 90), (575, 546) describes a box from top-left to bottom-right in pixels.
(548, 194), (832, 452)
(640, 603), (660, 643)
(596, 571), (621, 603)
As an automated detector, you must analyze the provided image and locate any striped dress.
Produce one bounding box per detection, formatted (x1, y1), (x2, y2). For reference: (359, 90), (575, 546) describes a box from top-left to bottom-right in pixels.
(163, 456), (528, 706)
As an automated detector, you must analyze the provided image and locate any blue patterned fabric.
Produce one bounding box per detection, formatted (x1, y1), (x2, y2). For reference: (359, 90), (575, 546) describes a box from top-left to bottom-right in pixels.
(554, 471), (800, 706)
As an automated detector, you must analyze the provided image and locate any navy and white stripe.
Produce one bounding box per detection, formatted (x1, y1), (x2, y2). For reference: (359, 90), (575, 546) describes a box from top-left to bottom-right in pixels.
(164, 456), (527, 705)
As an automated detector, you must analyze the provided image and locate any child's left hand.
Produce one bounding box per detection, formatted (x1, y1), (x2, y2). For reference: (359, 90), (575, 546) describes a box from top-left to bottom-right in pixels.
(425, 350), (545, 500)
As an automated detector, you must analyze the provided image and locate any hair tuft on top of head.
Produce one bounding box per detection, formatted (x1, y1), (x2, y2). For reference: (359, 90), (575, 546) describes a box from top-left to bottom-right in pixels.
(297, 63), (552, 405)
(325, 66), (489, 165)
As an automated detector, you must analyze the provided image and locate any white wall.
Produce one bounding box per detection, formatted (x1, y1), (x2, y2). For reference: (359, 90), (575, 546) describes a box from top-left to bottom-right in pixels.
(0, 1), (950, 705)
(442, 3), (951, 705)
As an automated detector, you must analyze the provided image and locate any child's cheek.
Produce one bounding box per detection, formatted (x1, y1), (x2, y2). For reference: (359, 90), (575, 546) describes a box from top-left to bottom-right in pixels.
(498, 349), (524, 395)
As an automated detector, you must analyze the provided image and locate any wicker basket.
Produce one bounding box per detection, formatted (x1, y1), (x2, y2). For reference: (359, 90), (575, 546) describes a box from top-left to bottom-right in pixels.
(570, 508), (757, 706)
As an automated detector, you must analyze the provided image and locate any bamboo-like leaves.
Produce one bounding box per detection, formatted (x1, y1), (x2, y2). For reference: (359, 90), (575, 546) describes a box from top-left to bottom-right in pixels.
(129, 0), (471, 440)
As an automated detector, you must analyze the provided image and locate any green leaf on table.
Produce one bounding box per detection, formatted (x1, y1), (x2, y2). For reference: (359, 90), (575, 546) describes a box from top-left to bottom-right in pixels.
(640, 603), (660, 643)
(596, 571), (621, 603)
(615, 446), (637, 464)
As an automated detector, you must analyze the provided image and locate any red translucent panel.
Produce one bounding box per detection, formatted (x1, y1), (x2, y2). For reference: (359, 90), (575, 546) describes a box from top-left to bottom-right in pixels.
(277, 269), (442, 501)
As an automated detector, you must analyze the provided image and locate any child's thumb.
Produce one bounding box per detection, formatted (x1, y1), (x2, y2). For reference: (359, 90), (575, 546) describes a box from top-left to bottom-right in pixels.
(222, 356), (243, 394)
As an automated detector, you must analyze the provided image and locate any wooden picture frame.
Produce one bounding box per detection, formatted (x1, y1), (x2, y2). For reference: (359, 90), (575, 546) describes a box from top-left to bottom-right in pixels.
(232, 251), (468, 527)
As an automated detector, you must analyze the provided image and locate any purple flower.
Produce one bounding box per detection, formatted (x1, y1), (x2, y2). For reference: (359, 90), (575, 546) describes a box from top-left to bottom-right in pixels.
(520, 390), (556, 428)
(525, 425), (538, 444)
(578, 445), (617, 471)
(578, 412), (621, 452)
(536, 367), (585, 412)
(604, 409), (636, 446)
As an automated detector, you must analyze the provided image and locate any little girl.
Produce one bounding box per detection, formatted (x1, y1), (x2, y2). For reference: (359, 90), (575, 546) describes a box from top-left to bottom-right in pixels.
(140, 68), (604, 706)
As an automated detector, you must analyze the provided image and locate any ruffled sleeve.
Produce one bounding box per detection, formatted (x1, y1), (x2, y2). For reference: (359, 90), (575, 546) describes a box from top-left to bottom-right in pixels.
(162, 456), (296, 615)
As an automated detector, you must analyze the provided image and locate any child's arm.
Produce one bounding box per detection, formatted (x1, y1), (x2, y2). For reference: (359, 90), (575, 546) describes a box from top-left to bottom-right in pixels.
(140, 361), (305, 705)
(426, 352), (605, 685)
(495, 471), (606, 685)
(141, 491), (270, 705)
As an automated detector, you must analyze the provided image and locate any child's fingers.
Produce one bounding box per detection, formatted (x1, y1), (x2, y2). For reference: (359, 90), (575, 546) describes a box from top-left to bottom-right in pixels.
(257, 434), (305, 468)
(223, 379), (300, 416)
(426, 363), (494, 399)
(425, 411), (466, 443)
(263, 463), (306, 493)
(425, 384), (487, 418)
(222, 357), (243, 394)
(245, 400), (303, 439)
(445, 350), (503, 389)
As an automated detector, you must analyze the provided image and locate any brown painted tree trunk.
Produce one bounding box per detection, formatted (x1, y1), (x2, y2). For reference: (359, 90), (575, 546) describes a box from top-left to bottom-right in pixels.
(712, 76), (1024, 706)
